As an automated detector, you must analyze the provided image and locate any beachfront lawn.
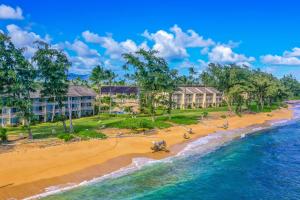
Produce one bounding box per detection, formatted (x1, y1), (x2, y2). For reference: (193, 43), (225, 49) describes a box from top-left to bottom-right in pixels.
(5, 107), (226, 140)
(106, 118), (171, 130)
(247, 102), (285, 113)
(4, 104), (282, 141)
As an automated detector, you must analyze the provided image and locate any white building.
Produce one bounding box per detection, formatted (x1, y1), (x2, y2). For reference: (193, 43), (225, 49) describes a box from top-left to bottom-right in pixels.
(0, 85), (96, 126)
(172, 86), (223, 109)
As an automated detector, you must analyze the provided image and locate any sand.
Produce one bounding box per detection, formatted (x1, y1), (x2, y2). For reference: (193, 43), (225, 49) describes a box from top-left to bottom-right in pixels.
(0, 108), (294, 199)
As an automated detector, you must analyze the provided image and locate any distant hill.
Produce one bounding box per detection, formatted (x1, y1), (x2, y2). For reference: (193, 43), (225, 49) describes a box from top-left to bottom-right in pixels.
(68, 73), (90, 80)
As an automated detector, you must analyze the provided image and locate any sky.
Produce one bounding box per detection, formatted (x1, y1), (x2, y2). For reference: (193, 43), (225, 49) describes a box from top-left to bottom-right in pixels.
(0, 0), (300, 79)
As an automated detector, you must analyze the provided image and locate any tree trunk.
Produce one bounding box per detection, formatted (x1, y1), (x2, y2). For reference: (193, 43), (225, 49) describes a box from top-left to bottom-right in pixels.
(1, 107), (4, 128)
(51, 97), (56, 122)
(150, 93), (155, 122)
(59, 106), (67, 133)
(98, 85), (102, 114)
(27, 119), (33, 140)
(68, 97), (74, 133)
(109, 82), (112, 114)
(224, 96), (233, 113)
(260, 95), (264, 110)
(168, 92), (173, 120)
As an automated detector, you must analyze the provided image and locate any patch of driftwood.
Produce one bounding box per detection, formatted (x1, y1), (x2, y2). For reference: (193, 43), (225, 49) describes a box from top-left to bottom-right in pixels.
(151, 140), (169, 152)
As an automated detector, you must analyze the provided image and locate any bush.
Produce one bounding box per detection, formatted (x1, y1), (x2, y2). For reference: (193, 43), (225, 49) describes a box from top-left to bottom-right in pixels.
(0, 128), (7, 142)
(202, 111), (208, 118)
(77, 130), (107, 140)
(57, 133), (75, 142)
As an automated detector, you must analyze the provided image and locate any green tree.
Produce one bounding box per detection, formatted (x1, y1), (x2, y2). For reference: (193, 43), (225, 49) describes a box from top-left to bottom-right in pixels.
(123, 49), (170, 121)
(89, 65), (107, 114)
(105, 70), (117, 114)
(163, 69), (178, 119)
(32, 41), (71, 133)
(280, 74), (300, 98)
(0, 33), (37, 138)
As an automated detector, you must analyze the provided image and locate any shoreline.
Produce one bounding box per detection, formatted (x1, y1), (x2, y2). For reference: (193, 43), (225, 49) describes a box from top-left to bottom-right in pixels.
(0, 107), (294, 200)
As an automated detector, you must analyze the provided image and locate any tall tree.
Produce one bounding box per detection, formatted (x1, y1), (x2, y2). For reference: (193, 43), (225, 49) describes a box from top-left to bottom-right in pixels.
(280, 74), (300, 98)
(163, 69), (178, 119)
(105, 70), (117, 114)
(32, 41), (71, 133)
(123, 49), (170, 121)
(89, 65), (107, 114)
(0, 33), (14, 128)
(0, 33), (37, 138)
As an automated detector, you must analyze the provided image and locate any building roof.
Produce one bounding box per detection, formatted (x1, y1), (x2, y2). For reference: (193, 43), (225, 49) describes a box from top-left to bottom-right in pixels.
(101, 86), (139, 95)
(30, 85), (96, 98)
(174, 86), (221, 95)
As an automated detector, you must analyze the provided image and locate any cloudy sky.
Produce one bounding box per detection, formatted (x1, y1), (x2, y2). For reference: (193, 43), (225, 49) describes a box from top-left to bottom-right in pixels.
(0, 0), (300, 79)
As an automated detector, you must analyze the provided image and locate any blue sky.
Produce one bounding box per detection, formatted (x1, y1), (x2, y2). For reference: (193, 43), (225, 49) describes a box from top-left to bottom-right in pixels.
(0, 0), (300, 79)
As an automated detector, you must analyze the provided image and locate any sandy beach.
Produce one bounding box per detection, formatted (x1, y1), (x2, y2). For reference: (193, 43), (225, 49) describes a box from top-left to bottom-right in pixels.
(0, 108), (294, 200)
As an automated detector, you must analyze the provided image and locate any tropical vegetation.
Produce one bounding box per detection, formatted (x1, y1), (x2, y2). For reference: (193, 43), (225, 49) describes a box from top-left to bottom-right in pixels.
(0, 31), (299, 142)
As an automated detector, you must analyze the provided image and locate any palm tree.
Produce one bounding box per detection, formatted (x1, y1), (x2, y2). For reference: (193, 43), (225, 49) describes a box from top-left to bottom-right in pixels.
(90, 65), (107, 114)
(105, 70), (117, 114)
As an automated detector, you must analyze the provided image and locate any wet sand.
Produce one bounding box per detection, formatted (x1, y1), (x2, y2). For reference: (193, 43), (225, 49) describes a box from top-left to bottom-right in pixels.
(0, 108), (293, 199)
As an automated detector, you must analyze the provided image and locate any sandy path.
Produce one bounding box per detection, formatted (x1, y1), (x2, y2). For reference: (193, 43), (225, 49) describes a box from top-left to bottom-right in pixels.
(0, 108), (293, 199)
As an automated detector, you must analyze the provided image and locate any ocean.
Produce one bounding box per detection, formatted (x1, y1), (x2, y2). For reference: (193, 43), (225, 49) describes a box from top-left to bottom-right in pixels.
(37, 105), (300, 200)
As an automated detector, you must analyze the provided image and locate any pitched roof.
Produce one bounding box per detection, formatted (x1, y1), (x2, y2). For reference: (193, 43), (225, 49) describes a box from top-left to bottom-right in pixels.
(29, 85), (96, 98)
(101, 86), (139, 95)
(174, 86), (221, 95)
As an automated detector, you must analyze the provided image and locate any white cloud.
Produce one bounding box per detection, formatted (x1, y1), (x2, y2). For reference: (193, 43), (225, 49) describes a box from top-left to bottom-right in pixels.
(65, 40), (102, 73)
(0, 4), (23, 20)
(261, 55), (300, 65)
(283, 47), (300, 57)
(66, 40), (100, 57)
(261, 47), (300, 65)
(6, 24), (50, 57)
(143, 25), (214, 60)
(208, 45), (255, 66)
(82, 30), (148, 60)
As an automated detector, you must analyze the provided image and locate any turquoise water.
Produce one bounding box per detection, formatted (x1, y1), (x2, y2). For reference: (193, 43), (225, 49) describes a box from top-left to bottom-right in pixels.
(41, 106), (300, 200)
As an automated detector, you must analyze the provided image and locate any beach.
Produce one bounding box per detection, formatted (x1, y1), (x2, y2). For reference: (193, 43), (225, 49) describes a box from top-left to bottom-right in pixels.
(0, 107), (294, 200)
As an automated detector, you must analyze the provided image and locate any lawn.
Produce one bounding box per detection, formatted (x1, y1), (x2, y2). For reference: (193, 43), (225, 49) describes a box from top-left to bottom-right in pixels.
(5, 106), (228, 140)
(4, 104), (281, 141)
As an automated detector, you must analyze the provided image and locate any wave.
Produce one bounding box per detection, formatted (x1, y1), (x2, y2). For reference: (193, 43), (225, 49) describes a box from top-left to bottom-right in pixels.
(25, 109), (299, 199)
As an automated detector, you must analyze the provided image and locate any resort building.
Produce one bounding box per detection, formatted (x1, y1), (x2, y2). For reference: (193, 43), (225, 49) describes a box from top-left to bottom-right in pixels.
(172, 86), (223, 109)
(99, 86), (140, 112)
(0, 85), (96, 126)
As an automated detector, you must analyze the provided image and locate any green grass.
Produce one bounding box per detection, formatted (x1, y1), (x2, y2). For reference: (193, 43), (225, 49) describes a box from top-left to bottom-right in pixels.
(4, 103), (284, 141)
(156, 115), (199, 125)
(288, 96), (300, 100)
(76, 129), (107, 140)
(106, 118), (171, 130)
(247, 102), (283, 113)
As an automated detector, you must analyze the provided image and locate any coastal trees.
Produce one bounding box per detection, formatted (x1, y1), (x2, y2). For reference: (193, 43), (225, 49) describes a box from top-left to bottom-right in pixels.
(32, 41), (71, 133)
(90, 66), (118, 114)
(280, 74), (300, 98)
(105, 70), (117, 114)
(90, 65), (107, 114)
(0, 33), (37, 139)
(200, 63), (291, 113)
(163, 69), (179, 119)
(200, 63), (246, 113)
(123, 49), (171, 121)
